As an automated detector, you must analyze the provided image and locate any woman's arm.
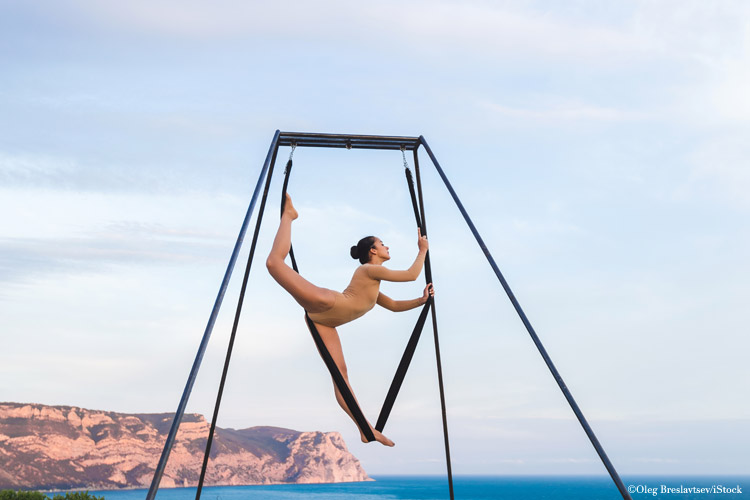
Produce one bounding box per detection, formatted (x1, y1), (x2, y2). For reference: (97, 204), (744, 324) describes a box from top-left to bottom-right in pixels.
(376, 284), (434, 312)
(366, 229), (429, 282)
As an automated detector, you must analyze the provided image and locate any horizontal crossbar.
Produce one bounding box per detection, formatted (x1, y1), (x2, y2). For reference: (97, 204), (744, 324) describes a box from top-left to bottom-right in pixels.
(279, 131), (421, 151)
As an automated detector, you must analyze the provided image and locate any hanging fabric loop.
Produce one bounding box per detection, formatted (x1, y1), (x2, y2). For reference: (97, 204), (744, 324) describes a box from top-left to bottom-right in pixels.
(279, 149), (433, 442)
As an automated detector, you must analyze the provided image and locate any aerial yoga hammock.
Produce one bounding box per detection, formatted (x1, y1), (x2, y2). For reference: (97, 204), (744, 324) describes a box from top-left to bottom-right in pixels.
(265, 151), (434, 446)
(148, 132), (631, 500)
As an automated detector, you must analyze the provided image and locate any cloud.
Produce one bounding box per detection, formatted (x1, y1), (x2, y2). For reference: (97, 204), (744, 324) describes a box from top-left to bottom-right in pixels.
(61, 0), (745, 69)
(0, 221), (227, 286)
(1, 152), (78, 187)
(677, 130), (750, 209)
(632, 0), (750, 63)
(631, 1), (750, 124)
(0, 143), (252, 196)
(479, 99), (649, 125)
(0, 151), (160, 192)
(50, 0), (650, 64)
(708, 60), (750, 123)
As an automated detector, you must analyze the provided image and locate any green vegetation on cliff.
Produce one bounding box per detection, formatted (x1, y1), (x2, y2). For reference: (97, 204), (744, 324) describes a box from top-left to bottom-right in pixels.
(1, 491), (104, 500)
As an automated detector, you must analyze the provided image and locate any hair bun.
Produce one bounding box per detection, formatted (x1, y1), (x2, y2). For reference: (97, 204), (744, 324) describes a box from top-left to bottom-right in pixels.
(351, 236), (376, 264)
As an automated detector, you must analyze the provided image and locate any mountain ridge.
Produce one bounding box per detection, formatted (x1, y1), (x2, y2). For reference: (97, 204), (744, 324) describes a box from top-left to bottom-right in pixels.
(0, 402), (370, 490)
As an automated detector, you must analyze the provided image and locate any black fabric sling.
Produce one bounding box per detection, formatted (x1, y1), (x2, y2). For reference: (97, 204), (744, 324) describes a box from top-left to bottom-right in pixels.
(375, 165), (433, 432)
(281, 155), (431, 442)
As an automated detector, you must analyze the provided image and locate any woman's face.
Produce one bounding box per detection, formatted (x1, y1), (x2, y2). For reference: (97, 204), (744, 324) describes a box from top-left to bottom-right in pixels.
(371, 238), (390, 262)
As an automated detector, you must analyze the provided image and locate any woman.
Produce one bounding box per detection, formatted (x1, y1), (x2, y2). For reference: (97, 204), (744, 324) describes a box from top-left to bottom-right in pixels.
(266, 194), (434, 447)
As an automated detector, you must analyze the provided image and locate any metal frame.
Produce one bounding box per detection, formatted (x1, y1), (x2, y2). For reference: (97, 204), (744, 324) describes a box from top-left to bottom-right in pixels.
(146, 131), (632, 500)
(278, 132), (420, 150)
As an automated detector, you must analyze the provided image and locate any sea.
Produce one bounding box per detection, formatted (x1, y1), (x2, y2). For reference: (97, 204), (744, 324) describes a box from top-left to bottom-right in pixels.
(85, 476), (749, 500)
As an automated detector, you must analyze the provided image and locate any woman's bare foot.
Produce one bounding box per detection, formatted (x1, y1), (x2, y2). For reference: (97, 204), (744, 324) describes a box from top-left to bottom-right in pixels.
(360, 428), (395, 447)
(374, 429), (395, 447)
(283, 193), (298, 220)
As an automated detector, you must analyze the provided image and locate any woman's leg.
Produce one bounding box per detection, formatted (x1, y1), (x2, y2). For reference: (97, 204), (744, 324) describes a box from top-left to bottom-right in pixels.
(266, 194), (336, 313)
(313, 321), (394, 447)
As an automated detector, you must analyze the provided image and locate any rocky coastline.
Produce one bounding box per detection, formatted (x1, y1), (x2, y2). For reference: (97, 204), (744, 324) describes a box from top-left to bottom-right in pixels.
(0, 402), (369, 491)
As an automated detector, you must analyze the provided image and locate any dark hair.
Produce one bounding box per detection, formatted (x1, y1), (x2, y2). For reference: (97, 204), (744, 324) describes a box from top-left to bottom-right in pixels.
(350, 236), (377, 265)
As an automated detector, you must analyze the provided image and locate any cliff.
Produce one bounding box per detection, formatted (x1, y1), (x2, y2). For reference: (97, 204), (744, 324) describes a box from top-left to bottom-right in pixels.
(0, 402), (369, 490)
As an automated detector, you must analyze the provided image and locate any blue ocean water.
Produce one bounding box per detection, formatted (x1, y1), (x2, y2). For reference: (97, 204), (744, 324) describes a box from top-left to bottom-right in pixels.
(86, 476), (748, 500)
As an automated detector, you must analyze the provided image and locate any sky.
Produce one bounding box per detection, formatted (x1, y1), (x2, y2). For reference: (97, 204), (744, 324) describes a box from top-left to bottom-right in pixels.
(1, 0), (749, 480)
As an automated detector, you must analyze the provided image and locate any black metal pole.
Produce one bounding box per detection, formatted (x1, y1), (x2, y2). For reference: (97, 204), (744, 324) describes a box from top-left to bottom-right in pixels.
(412, 146), (455, 500)
(419, 136), (632, 500)
(145, 130), (281, 500)
(194, 135), (281, 499)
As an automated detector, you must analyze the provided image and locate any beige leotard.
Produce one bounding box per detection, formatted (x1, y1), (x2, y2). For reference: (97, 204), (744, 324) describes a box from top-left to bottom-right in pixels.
(307, 265), (381, 328)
